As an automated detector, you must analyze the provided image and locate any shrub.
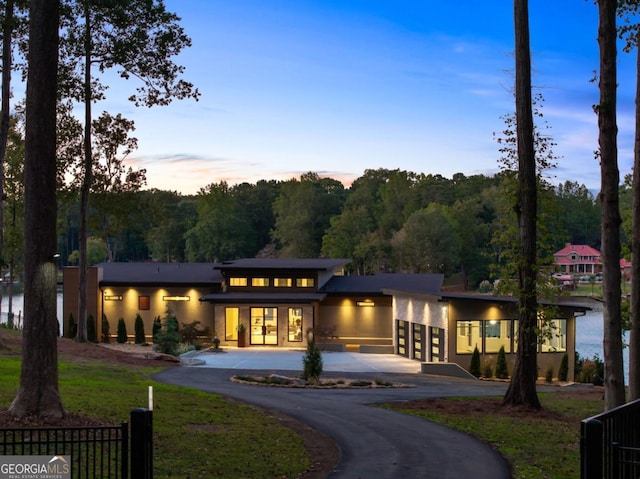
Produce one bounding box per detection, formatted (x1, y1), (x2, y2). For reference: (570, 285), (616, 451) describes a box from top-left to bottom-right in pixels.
(134, 314), (146, 344)
(495, 345), (509, 379)
(545, 366), (554, 383)
(155, 309), (181, 356)
(558, 352), (569, 382)
(482, 361), (493, 379)
(87, 314), (97, 342)
(469, 345), (481, 378)
(101, 315), (110, 343)
(116, 318), (128, 344)
(302, 328), (323, 383)
(152, 316), (162, 343)
(179, 320), (209, 345)
(66, 313), (77, 339)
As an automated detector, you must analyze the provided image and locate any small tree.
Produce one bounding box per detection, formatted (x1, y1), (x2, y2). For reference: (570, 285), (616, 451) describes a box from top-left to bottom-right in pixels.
(469, 346), (481, 378)
(302, 328), (323, 383)
(496, 346), (509, 379)
(558, 352), (569, 382)
(86, 314), (97, 342)
(116, 318), (127, 344)
(152, 316), (162, 343)
(155, 309), (181, 355)
(101, 315), (110, 343)
(134, 314), (146, 344)
(482, 360), (494, 379)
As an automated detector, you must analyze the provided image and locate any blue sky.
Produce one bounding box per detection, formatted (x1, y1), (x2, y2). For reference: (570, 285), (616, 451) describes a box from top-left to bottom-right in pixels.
(102, 1), (637, 195)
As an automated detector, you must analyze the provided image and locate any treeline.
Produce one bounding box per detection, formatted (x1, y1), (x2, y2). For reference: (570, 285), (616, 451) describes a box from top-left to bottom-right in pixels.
(52, 168), (617, 289)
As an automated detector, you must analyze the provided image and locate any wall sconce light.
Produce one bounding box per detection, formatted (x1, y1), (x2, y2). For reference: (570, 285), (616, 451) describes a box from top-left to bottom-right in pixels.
(357, 300), (375, 307)
(163, 296), (190, 301)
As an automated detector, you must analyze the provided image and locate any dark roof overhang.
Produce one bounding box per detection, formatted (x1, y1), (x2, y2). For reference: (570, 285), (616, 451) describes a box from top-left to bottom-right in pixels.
(199, 292), (327, 304)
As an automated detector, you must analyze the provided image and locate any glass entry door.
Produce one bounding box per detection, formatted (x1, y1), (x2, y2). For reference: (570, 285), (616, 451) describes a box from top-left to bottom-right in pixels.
(250, 307), (278, 345)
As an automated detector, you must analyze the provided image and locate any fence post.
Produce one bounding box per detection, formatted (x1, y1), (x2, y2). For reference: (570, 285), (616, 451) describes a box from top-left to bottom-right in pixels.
(130, 408), (153, 479)
(581, 418), (603, 479)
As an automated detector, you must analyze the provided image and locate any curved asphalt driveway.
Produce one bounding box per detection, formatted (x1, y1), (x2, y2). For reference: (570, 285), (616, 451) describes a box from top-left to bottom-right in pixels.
(153, 351), (513, 479)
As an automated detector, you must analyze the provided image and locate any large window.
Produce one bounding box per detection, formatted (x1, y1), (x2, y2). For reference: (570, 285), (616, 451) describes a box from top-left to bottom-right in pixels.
(485, 320), (513, 353)
(229, 277), (247, 287)
(274, 278), (292, 287)
(541, 319), (567, 352)
(456, 320), (482, 354)
(296, 278), (314, 287)
(225, 308), (239, 341)
(251, 278), (270, 287)
(288, 308), (303, 342)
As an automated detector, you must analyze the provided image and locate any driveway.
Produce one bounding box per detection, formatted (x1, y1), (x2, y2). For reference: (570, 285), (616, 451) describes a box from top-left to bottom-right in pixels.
(153, 349), (513, 479)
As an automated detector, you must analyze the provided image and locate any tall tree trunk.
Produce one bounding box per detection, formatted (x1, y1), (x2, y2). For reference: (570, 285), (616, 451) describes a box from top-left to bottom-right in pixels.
(76, 2), (92, 342)
(630, 29), (640, 401)
(503, 0), (540, 409)
(8, 0), (64, 418)
(0, 0), (14, 344)
(598, 0), (626, 410)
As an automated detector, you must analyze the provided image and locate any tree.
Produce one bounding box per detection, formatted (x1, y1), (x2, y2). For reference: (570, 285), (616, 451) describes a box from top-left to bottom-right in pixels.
(60, 0), (199, 342)
(272, 173), (346, 258)
(391, 204), (460, 275)
(9, 0), (65, 418)
(618, 0), (640, 401)
(503, 0), (540, 409)
(598, 0), (626, 410)
(184, 182), (255, 261)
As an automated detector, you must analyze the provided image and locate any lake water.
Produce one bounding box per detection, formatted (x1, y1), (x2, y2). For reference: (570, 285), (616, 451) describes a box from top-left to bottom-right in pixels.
(577, 307), (630, 383)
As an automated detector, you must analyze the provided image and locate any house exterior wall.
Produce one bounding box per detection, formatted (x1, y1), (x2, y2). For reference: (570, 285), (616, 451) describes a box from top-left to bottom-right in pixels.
(446, 299), (576, 380)
(101, 285), (215, 342)
(392, 294), (448, 360)
(316, 296), (392, 346)
(62, 266), (100, 337)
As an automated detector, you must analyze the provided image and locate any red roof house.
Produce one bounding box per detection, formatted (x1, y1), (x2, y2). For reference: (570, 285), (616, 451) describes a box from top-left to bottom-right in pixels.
(553, 243), (602, 275)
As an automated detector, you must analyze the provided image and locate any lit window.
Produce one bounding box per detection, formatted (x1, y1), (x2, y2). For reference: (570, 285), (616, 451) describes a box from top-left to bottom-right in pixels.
(252, 278), (270, 287)
(288, 308), (303, 342)
(296, 278), (314, 287)
(484, 320), (513, 353)
(456, 320), (482, 354)
(229, 277), (247, 287)
(274, 278), (292, 287)
(225, 308), (239, 341)
(541, 319), (567, 352)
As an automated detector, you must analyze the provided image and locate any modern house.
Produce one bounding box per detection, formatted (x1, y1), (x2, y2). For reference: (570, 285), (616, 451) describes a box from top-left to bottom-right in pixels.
(553, 243), (602, 275)
(63, 258), (590, 379)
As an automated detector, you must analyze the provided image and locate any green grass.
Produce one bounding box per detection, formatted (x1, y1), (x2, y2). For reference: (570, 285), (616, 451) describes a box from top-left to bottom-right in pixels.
(382, 392), (603, 479)
(0, 339), (310, 478)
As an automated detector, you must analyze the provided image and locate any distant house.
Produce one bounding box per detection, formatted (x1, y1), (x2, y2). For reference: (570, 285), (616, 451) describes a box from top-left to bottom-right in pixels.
(553, 243), (602, 275)
(63, 258), (590, 379)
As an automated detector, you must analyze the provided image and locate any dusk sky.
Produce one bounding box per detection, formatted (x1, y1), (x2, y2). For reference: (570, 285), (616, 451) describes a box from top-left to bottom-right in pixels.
(100, 1), (637, 195)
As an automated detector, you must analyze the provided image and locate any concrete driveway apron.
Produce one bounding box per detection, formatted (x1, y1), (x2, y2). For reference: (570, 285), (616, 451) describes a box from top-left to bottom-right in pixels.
(153, 350), (513, 479)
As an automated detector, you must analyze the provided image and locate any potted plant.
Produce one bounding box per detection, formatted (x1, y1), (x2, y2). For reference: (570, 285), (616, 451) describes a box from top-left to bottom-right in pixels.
(237, 323), (247, 348)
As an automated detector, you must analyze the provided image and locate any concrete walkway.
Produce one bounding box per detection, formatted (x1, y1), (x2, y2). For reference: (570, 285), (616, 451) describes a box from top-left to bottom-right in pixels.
(154, 348), (515, 478)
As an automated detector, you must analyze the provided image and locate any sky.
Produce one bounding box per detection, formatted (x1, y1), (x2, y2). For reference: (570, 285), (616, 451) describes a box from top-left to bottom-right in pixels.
(99, 1), (638, 195)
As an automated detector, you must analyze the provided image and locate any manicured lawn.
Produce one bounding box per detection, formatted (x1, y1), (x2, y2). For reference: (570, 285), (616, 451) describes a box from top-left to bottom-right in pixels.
(0, 342), (310, 478)
(382, 391), (604, 479)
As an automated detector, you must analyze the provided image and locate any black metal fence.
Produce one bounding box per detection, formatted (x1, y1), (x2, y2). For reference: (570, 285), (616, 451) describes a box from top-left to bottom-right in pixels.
(581, 398), (640, 479)
(0, 408), (153, 479)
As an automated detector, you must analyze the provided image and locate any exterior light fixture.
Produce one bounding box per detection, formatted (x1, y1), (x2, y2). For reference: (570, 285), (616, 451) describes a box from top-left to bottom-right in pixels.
(357, 300), (375, 307)
(163, 296), (190, 301)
